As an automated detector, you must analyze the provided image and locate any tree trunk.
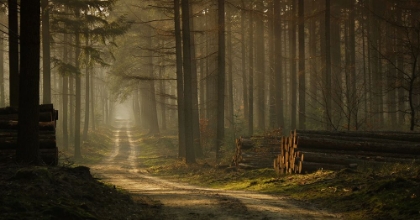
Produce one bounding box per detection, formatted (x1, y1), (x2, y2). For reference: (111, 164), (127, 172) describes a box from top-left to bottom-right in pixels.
(90, 67), (96, 131)
(325, 0), (332, 130)
(268, 1), (275, 129)
(226, 4), (234, 130)
(0, 28), (4, 107)
(158, 48), (167, 130)
(241, 0), (248, 128)
(68, 37), (74, 144)
(16, 0), (41, 164)
(8, 0), (19, 107)
(348, 1), (357, 130)
(256, 1), (265, 131)
(62, 33), (69, 150)
(274, 0), (284, 129)
(396, 8), (405, 126)
(199, 25), (206, 120)
(248, 3), (254, 136)
(216, 0), (225, 160)
(289, 0), (297, 129)
(83, 34), (90, 141)
(42, 0), (51, 104)
(74, 28), (82, 159)
(174, 0), (186, 158)
(181, 0), (196, 163)
(368, 0), (382, 128)
(189, 6), (203, 157)
(298, 0), (305, 129)
(330, 2), (341, 129)
(308, 0), (317, 129)
(146, 27), (160, 135)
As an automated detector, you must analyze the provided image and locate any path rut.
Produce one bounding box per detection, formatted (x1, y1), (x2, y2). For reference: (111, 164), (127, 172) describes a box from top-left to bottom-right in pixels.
(90, 120), (342, 220)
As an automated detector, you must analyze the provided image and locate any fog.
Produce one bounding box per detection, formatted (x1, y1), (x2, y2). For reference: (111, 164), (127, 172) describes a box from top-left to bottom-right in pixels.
(113, 97), (135, 122)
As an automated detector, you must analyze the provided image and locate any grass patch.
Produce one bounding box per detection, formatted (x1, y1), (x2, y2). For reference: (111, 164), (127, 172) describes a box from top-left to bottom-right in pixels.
(51, 128), (420, 219)
(140, 134), (420, 220)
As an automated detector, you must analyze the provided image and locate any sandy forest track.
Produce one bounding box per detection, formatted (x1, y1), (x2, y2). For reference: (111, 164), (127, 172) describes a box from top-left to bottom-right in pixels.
(89, 121), (341, 220)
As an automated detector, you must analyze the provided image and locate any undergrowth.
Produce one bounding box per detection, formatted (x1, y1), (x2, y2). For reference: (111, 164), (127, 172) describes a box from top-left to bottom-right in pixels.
(49, 127), (420, 219)
(0, 126), (162, 220)
(140, 134), (420, 220)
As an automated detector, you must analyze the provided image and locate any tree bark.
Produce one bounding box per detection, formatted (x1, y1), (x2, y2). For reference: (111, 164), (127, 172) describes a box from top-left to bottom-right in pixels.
(298, 0), (305, 129)
(297, 135), (420, 155)
(16, 0), (41, 164)
(248, 3), (254, 135)
(325, 0), (332, 130)
(226, 3), (234, 130)
(90, 67), (96, 131)
(0, 26), (4, 107)
(146, 26), (160, 135)
(74, 25), (82, 159)
(255, 1), (265, 131)
(62, 32), (69, 149)
(274, 0), (284, 129)
(189, 5), (203, 157)
(181, 0), (196, 163)
(289, 0), (297, 129)
(68, 36), (74, 144)
(83, 34), (90, 141)
(268, 1), (275, 129)
(8, 0), (19, 107)
(216, 0), (225, 160)
(174, 0), (186, 158)
(42, 0), (51, 104)
(241, 0), (248, 128)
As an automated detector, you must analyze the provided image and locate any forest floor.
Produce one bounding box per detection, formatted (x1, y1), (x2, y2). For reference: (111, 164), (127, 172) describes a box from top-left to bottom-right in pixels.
(87, 121), (339, 220)
(0, 121), (419, 219)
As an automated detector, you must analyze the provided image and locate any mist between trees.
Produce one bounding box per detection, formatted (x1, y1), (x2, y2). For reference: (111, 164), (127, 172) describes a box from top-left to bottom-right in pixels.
(1, 0), (419, 163)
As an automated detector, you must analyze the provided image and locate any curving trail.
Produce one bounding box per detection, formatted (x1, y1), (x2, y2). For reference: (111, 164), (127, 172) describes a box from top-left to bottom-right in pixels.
(90, 120), (342, 220)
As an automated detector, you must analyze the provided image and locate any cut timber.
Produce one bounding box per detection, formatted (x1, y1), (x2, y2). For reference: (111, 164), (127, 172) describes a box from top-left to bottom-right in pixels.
(297, 135), (420, 154)
(0, 139), (56, 149)
(232, 135), (283, 169)
(296, 130), (420, 143)
(298, 151), (359, 166)
(0, 121), (55, 131)
(0, 148), (58, 165)
(0, 104), (58, 165)
(0, 112), (53, 122)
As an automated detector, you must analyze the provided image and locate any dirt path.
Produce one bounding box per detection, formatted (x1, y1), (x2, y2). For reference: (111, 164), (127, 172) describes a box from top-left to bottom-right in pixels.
(90, 121), (342, 220)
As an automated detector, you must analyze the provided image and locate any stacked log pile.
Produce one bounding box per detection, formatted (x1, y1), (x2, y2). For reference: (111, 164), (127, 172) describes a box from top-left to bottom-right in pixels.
(274, 130), (420, 174)
(0, 104), (58, 165)
(232, 133), (282, 169)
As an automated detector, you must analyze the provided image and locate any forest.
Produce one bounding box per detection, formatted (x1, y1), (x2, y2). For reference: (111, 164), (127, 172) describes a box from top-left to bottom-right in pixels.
(0, 0), (420, 164)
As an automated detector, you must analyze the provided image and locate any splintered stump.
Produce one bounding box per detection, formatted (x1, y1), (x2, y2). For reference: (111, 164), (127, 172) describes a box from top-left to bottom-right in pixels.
(0, 104), (58, 165)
